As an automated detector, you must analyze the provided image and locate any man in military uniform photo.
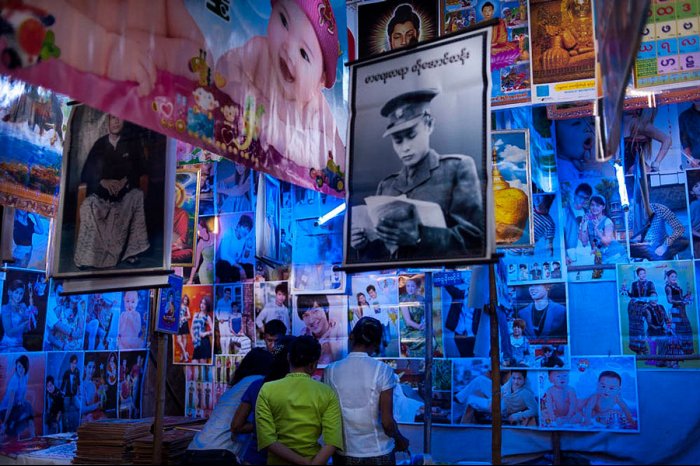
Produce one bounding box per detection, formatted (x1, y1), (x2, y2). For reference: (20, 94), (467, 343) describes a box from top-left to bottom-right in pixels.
(350, 88), (485, 262)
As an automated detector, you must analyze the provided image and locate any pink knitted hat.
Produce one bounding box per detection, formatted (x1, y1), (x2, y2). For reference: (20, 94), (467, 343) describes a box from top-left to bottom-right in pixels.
(272, 0), (340, 88)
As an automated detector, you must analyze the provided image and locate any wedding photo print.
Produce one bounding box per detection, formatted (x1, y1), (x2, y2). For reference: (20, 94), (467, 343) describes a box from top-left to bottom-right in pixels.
(345, 28), (492, 268)
(52, 105), (174, 278)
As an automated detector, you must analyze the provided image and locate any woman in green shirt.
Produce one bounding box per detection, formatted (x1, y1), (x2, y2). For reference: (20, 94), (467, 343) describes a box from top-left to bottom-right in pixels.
(255, 335), (343, 465)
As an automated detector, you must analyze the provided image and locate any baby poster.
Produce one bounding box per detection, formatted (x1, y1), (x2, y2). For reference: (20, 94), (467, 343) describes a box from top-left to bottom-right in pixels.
(538, 356), (640, 432)
(0, 352), (45, 440)
(117, 290), (150, 351)
(0, 0), (349, 197)
(291, 294), (348, 367)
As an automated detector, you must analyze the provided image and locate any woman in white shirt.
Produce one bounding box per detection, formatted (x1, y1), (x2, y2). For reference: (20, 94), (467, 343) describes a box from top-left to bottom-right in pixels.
(324, 317), (409, 465)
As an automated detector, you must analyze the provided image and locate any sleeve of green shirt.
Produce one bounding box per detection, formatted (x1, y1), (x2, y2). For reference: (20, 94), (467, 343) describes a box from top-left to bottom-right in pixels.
(255, 386), (278, 450)
(321, 388), (344, 451)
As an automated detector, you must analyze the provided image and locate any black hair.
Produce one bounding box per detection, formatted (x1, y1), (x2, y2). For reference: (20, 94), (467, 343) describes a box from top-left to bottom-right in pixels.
(264, 319), (287, 337)
(635, 267), (646, 276)
(598, 370), (622, 385)
(589, 195), (606, 207)
(8, 279), (24, 292)
(351, 316), (383, 348)
(387, 4), (420, 39)
(232, 348), (273, 386)
(482, 1), (495, 10)
(224, 287), (231, 294)
(16, 354), (29, 373)
(574, 183), (593, 197)
(289, 335), (322, 368)
(296, 294), (330, 320)
(366, 284), (376, 293)
(264, 335), (296, 383)
(70, 354), (78, 363)
(238, 214), (253, 230)
(200, 295), (212, 312)
(510, 369), (527, 380)
(46, 375), (55, 385)
(274, 282), (288, 296)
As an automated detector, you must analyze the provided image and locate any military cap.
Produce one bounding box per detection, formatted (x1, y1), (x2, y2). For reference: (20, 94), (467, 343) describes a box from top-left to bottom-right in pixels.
(380, 88), (439, 138)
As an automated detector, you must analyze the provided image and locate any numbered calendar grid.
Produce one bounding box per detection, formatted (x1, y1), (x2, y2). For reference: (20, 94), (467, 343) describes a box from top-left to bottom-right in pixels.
(635, 0), (700, 89)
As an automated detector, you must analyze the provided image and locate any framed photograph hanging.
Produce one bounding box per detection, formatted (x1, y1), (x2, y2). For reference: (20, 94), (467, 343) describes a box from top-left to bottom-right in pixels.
(51, 104), (174, 279)
(344, 28), (494, 269)
(155, 274), (183, 334)
(492, 129), (534, 248)
(171, 169), (200, 268)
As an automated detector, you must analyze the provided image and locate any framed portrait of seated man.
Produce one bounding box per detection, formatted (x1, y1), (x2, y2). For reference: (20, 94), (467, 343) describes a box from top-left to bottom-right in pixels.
(52, 104), (175, 279)
(344, 27), (495, 268)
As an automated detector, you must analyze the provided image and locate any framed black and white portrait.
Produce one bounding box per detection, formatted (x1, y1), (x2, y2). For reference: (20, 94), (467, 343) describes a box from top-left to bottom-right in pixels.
(52, 105), (174, 279)
(344, 28), (494, 269)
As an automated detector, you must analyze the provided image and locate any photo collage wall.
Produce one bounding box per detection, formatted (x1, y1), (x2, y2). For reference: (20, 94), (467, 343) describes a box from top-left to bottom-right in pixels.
(0, 268), (150, 441)
(2, 0), (700, 442)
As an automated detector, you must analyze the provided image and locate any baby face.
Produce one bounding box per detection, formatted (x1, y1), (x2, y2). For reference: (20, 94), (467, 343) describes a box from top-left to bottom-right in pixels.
(267, 0), (325, 103)
(549, 371), (569, 387)
(124, 292), (139, 313)
(597, 376), (621, 399)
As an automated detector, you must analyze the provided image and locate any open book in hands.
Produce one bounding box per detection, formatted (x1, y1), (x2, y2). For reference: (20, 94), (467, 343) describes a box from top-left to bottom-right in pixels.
(352, 195), (446, 245)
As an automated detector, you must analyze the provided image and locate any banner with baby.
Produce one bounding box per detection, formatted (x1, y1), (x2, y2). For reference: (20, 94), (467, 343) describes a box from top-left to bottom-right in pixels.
(0, 0), (349, 196)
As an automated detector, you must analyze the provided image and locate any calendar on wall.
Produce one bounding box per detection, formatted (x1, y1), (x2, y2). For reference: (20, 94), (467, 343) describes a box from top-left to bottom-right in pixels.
(634, 0), (700, 89)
